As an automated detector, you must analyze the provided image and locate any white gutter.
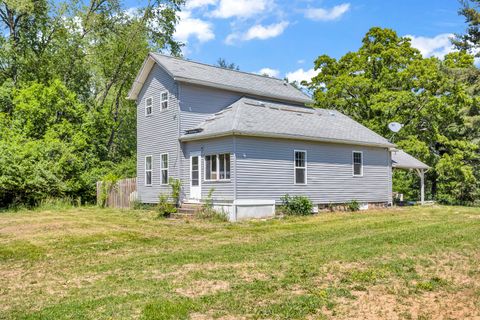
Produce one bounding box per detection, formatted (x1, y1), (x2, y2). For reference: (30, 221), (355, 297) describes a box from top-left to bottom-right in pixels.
(179, 130), (395, 149)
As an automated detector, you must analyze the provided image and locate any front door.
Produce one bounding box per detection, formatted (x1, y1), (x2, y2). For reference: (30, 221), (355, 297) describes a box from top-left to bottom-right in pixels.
(190, 152), (201, 202)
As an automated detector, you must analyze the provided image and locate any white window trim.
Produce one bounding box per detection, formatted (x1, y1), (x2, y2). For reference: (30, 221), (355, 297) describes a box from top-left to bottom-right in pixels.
(145, 155), (153, 186)
(145, 97), (153, 116)
(160, 153), (169, 185)
(294, 150), (307, 185)
(204, 153), (231, 182)
(352, 151), (364, 177)
(160, 91), (168, 111)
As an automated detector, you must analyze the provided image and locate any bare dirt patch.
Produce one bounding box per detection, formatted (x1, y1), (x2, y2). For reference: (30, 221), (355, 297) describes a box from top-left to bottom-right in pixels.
(175, 280), (231, 297)
(334, 286), (480, 320)
(190, 312), (247, 320)
(324, 252), (480, 319)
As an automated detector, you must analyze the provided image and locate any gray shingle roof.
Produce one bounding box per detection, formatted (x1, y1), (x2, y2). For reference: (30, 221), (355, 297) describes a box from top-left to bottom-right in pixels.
(149, 53), (312, 104)
(392, 150), (430, 169)
(180, 98), (395, 148)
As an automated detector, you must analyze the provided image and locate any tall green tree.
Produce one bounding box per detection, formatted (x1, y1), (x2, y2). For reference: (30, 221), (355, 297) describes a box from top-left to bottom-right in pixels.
(452, 0), (480, 145)
(307, 27), (479, 204)
(0, 0), (184, 207)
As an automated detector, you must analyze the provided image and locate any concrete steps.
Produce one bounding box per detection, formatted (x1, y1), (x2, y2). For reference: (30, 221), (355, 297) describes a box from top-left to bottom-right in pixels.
(172, 202), (203, 218)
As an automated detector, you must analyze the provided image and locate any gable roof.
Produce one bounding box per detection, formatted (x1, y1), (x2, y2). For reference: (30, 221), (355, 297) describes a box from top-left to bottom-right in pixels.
(392, 150), (430, 169)
(180, 97), (395, 148)
(127, 53), (313, 104)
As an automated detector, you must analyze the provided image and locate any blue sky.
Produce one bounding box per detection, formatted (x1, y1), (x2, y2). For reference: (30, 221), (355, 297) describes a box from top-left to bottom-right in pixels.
(146, 0), (467, 82)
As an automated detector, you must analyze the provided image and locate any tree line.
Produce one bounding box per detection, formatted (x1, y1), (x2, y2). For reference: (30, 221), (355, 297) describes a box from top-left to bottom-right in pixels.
(0, 0), (184, 206)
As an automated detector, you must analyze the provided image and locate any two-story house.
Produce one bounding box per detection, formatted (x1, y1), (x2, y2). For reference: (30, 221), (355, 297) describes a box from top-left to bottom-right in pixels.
(127, 53), (428, 221)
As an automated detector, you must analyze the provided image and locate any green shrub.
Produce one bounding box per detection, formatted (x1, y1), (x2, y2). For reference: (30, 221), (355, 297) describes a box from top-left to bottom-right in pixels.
(198, 188), (228, 222)
(203, 188), (215, 210)
(347, 200), (360, 212)
(131, 200), (152, 210)
(157, 194), (176, 218)
(281, 194), (313, 216)
(37, 197), (77, 211)
(168, 178), (182, 208)
(99, 173), (120, 208)
(197, 208), (228, 222)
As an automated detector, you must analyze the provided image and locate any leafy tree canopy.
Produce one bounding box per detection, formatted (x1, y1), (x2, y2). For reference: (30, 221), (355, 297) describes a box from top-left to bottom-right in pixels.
(0, 0), (184, 207)
(308, 27), (479, 204)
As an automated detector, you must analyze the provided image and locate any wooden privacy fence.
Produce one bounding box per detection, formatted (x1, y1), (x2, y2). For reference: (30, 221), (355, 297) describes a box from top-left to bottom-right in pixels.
(96, 178), (137, 208)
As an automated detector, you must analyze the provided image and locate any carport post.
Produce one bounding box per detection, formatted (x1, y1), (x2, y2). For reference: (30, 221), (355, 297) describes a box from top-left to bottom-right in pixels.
(415, 168), (425, 205)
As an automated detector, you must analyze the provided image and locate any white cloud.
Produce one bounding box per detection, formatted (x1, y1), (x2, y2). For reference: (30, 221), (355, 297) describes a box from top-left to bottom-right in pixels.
(257, 67), (280, 77)
(211, 0), (272, 19)
(285, 68), (318, 84)
(405, 33), (455, 58)
(174, 11), (215, 43)
(297, 59), (305, 64)
(244, 21), (288, 40)
(185, 0), (217, 9)
(305, 3), (350, 21)
(226, 21), (288, 44)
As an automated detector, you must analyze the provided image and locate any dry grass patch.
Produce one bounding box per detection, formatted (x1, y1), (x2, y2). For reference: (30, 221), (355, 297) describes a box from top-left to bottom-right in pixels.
(334, 286), (480, 320)
(330, 251), (480, 319)
(175, 280), (231, 297)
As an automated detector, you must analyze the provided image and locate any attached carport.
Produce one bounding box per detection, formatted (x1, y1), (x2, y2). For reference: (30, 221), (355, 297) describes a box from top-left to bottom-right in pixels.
(391, 150), (430, 204)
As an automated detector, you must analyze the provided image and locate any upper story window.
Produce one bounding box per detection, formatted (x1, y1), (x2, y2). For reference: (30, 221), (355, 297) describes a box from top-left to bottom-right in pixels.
(294, 150), (307, 184)
(353, 151), (363, 176)
(145, 155), (152, 186)
(205, 153), (230, 181)
(145, 97), (153, 116)
(161, 153), (169, 185)
(161, 91), (168, 110)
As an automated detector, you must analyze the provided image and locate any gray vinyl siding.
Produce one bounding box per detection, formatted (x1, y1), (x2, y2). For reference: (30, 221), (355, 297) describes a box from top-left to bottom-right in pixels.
(180, 137), (235, 201)
(179, 83), (241, 132)
(178, 83), (306, 133)
(136, 64), (179, 203)
(136, 65), (392, 205)
(235, 137), (391, 204)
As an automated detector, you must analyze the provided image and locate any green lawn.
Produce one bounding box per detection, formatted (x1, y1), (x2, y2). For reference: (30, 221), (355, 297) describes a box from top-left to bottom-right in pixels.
(1, 206), (479, 319)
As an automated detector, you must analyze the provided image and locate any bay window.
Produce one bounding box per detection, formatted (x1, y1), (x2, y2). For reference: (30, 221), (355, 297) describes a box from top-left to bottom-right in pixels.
(205, 153), (230, 181)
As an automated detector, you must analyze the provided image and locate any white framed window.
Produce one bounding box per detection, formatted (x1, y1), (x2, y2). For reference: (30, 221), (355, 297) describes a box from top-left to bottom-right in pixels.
(205, 153), (230, 181)
(294, 150), (307, 185)
(145, 155), (152, 186)
(145, 97), (153, 116)
(160, 91), (168, 110)
(161, 153), (169, 185)
(353, 151), (363, 176)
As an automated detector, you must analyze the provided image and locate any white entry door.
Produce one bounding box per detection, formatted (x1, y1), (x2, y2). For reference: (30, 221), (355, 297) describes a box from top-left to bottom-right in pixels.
(190, 152), (201, 201)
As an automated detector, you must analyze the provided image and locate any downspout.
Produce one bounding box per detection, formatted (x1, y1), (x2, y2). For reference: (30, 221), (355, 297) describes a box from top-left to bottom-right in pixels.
(231, 103), (242, 222)
(177, 83), (182, 202)
(233, 135), (237, 221)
